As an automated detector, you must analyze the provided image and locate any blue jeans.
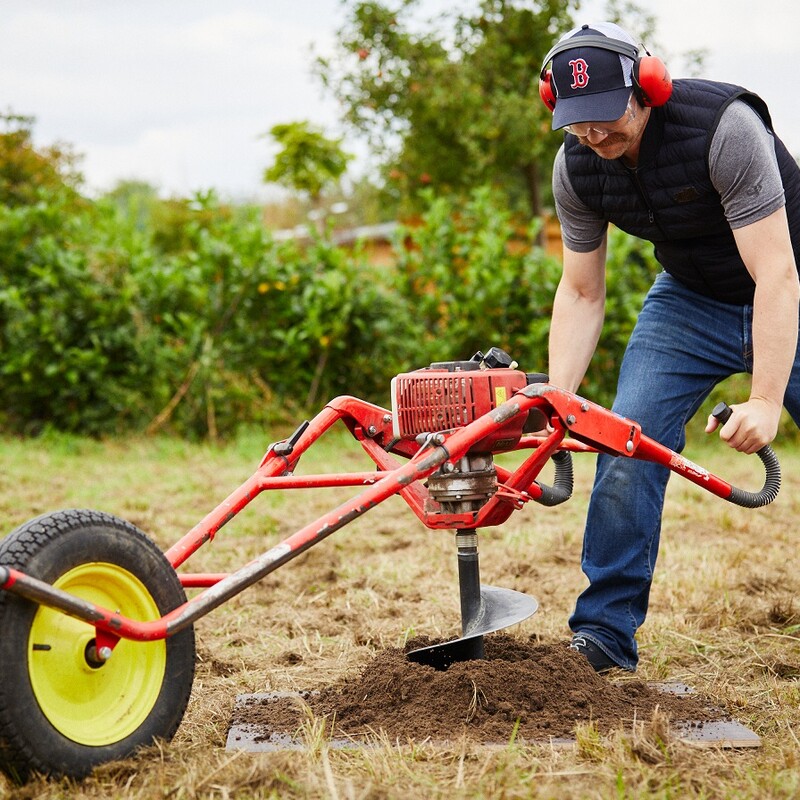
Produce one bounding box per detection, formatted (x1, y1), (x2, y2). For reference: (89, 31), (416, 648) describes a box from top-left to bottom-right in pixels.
(569, 272), (800, 669)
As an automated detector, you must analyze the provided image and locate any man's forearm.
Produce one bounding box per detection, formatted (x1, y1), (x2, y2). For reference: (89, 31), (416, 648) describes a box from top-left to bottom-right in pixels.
(548, 284), (605, 393)
(750, 275), (799, 409)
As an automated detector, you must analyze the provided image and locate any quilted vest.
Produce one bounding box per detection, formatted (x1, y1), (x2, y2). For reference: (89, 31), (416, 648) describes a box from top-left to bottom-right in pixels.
(563, 79), (800, 304)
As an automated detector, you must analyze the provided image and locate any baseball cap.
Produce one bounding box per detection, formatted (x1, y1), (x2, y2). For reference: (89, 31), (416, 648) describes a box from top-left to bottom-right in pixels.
(547, 22), (638, 131)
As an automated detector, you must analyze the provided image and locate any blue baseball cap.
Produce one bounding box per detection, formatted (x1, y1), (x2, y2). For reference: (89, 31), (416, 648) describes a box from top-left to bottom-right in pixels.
(547, 22), (638, 131)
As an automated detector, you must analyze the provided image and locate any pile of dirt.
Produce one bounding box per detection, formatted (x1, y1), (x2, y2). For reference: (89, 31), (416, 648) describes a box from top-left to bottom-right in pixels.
(231, 635), (718, 744)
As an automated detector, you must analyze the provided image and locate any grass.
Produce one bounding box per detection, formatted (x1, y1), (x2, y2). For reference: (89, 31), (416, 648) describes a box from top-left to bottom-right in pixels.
(1, 423), (800, 799)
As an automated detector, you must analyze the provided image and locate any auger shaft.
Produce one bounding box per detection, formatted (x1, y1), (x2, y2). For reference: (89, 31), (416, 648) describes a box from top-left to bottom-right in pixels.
(456, 529), (485, 659)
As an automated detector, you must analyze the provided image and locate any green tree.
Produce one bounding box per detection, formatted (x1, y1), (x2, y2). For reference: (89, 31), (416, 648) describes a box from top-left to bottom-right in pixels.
(263, 121), (353, 206)
(0, 113), (84, 208)
(316, 0), (577, 218)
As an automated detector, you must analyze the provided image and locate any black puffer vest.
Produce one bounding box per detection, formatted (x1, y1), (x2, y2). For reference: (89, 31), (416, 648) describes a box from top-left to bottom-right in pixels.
(564, 79), (800, 304)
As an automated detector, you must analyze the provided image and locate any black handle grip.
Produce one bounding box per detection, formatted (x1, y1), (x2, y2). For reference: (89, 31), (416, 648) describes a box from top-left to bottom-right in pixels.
(710, 402), (781, 508)
(272, 420), (310, 457)
(711, 401), (733, 425)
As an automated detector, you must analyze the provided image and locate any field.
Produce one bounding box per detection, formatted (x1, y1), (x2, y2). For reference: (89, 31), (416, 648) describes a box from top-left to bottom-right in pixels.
(1, 422), (799, 799)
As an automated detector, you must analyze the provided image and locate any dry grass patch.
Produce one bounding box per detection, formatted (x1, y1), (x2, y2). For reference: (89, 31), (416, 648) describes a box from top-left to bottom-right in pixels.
(1, 430), (799, 798)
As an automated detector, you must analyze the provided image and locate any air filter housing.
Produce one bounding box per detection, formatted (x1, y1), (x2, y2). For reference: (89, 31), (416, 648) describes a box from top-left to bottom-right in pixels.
(390, 361), (528, 452)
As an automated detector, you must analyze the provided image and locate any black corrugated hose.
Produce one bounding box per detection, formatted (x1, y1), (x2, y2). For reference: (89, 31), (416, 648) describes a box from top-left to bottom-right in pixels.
(535, 450), (574, 507)
(727, 444), (781, 508)
(712, 402), (781, 508)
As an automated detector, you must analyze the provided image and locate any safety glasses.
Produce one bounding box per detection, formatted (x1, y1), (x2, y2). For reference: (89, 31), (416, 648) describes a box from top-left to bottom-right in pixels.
(563, 93), (638, 137)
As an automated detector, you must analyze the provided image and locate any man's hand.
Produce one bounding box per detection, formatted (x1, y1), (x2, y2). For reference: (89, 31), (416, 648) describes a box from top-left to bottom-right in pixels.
(705, 397), (782, 454)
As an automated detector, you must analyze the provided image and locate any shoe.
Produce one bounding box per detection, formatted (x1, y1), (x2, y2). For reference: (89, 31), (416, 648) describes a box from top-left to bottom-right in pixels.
(569, 634), (619, 673)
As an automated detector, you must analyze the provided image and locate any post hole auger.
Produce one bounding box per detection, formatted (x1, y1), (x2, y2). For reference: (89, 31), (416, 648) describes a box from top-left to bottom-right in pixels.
(0, 347), (780, 779)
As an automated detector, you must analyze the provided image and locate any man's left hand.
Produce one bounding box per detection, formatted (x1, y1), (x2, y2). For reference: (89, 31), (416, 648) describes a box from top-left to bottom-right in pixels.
(705, 397), (782, 454)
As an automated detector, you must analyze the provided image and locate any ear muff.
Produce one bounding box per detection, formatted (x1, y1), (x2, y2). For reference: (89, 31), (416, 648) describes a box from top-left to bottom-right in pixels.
(538, 34), (672, 112)
(632, 54), (672, 107)
(538, 69), (557, 111)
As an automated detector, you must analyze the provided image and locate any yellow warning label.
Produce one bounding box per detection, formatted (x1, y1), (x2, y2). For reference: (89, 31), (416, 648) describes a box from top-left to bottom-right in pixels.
(494, 386), (507, 405)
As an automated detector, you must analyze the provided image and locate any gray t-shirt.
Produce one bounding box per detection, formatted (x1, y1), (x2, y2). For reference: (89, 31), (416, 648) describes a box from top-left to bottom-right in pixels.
(552, 99), (786, 253)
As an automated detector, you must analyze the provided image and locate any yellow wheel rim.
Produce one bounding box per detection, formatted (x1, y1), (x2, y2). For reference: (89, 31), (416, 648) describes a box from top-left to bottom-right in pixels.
(27, 563), (167, 746)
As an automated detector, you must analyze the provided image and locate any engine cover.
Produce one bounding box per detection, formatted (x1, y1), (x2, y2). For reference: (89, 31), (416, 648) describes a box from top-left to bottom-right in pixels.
(390, 365), (528, 452)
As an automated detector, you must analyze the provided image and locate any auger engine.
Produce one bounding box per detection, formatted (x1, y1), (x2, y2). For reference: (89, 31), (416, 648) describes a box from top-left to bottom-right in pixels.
(390, 347), (548, 515)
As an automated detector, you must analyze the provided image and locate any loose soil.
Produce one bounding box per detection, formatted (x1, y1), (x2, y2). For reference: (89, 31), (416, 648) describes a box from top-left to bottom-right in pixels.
(231, 634), (717, 745)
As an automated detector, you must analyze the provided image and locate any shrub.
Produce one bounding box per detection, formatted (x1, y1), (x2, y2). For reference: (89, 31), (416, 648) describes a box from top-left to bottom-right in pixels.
(0, 195), (146, 434)
(0, 163), (662, 438)
(392, 189), (661, 409)
(133, 198), (413, 436)
(392, 186), (561, 373)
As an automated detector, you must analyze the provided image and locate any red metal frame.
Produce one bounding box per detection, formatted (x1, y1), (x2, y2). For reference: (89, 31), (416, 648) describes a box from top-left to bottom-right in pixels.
(0, 384), (741, 647)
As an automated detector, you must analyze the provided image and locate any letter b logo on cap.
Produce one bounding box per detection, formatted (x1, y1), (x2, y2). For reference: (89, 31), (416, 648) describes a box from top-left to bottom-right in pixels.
(569, 58), (589, 89)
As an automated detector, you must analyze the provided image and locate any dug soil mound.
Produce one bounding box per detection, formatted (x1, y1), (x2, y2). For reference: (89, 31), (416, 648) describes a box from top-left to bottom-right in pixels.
(232, 635), (717, 744)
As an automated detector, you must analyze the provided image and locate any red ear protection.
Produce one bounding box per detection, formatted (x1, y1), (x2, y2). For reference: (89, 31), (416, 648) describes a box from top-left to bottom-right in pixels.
(538, 35), (672, 113)
(538, 69), (556, 111)
(632, 55), (673, 107)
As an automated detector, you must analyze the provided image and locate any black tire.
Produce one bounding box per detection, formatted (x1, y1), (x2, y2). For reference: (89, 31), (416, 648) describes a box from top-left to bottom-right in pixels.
(0, 509), (195, 780)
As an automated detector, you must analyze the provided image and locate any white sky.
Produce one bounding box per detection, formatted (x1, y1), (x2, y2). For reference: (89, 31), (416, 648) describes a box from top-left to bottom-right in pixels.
(2, 0), (799, 202)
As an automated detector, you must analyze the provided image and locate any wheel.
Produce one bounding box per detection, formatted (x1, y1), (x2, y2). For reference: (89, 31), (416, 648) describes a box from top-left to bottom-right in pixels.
(0, 509), (196, 780)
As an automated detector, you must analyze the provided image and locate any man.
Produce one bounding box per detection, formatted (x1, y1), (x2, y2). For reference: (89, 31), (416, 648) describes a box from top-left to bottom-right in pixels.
(542, 21), (800, 671)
